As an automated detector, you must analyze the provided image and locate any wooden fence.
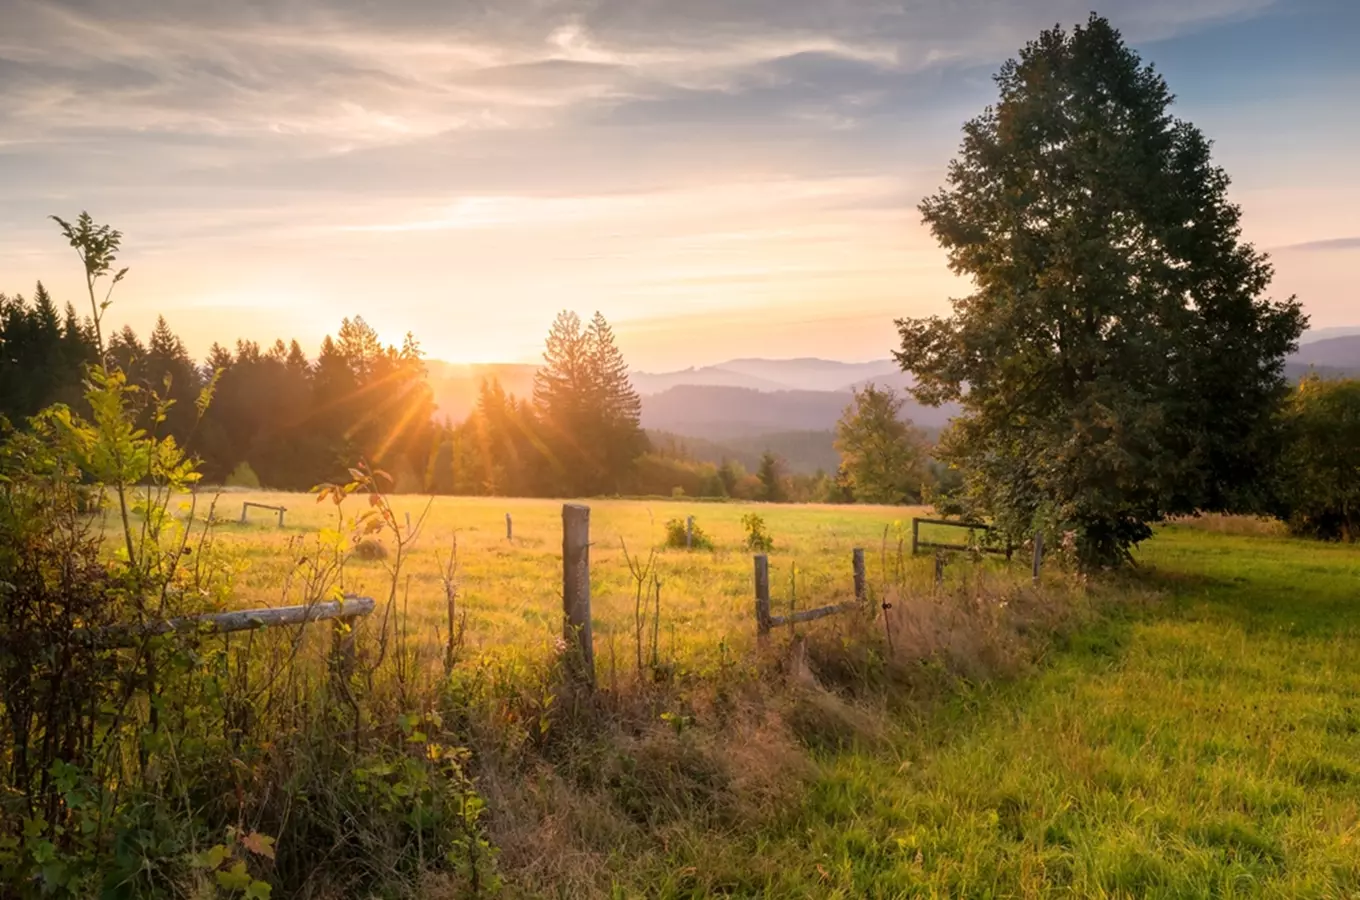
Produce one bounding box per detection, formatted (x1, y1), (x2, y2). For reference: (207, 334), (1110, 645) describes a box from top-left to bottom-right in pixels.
(912, 517), (1046, 585)
(755, 548), (867, 639)
(910, 517), (1011, 557)
(240, 501), (287, 527)
(103, 506), (1046, 692)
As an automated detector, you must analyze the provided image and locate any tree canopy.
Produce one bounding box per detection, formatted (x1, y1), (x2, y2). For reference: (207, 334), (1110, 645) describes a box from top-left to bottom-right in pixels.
(896, 14), (1305, 565)
(834, 384), (928, 504)
(1279, 376), (1360, 542)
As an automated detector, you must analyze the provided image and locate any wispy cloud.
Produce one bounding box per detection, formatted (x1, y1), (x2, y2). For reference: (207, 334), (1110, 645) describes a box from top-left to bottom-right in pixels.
(4, 0), (1351, 368)
(1274, 236), (1360, 253)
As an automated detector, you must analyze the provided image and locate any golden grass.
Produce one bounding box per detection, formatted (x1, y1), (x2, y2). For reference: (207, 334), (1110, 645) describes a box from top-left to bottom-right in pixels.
(169, 491), (940, 669)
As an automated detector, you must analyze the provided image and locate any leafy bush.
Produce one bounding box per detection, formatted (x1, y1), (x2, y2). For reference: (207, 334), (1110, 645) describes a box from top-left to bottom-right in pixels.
(225, 460), (262, 488)
(742, 513), (774, 552)
(664, 517), (713, 551)
(1280, 376), (1360, 541)
(0, 214), (501, 899)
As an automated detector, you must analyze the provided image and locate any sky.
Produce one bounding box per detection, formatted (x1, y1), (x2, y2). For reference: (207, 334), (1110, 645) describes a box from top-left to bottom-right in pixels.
(1, 0), (1357, 371)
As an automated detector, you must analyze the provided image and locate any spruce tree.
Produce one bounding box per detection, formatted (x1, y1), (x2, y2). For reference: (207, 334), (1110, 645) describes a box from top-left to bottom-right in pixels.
(587, 311), (646, 491)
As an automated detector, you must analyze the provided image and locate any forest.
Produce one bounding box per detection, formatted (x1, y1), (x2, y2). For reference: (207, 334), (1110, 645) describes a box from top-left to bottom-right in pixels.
(0, 287), (945, 504)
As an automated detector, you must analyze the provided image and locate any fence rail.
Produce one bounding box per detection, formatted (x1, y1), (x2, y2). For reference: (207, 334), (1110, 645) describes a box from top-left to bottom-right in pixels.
(98, 596), (376, 646)
(755, 547), (867, 638)
(240, 501), (287, 527)
(911, 517), (1013, 557)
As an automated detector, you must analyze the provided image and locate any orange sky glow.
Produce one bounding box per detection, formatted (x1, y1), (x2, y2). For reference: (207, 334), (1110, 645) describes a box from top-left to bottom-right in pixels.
(2, 0), (1356, 370)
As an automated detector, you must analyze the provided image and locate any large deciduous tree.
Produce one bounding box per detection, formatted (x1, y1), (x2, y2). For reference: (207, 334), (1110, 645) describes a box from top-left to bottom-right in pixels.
(896, 14), (1305, 566)
(835, 384), (928, 504)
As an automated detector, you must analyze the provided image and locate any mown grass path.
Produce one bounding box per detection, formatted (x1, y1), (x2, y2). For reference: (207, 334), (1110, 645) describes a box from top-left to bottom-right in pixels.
(657, 526), (1360, 898)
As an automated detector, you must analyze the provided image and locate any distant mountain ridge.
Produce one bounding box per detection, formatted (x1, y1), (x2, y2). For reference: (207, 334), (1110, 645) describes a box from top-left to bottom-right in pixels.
(425, 336), (1360, 439)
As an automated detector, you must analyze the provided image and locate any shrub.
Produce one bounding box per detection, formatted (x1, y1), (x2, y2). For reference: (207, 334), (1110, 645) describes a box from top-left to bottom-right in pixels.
(664, 517), (713, 551)
(1280, 376), (1360, 541)
(225, 460), (262, 489)
(354, 536), (389, 560)
(742, 513), (773, 552)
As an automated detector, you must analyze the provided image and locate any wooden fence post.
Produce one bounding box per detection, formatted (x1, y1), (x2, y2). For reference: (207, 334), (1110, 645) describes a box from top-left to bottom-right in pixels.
(686, 516), (694, 549)
(506, 513), (513, 541)
(239, 502), (248, 525)
(852, 547), (866, 603)
(754, 554), (771, 640)
(911, 518), (920, 556)
(934, 552), (945, 588)
(562, 503), (594, 688)
(1032, 531), (1044, 584)
(277, 507), (286, 528)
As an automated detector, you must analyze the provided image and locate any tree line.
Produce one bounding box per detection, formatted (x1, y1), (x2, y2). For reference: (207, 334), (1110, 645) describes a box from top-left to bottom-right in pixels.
(1, 270), (950, 504)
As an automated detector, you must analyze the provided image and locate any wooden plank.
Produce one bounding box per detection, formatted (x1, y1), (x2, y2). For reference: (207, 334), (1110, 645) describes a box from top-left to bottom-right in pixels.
(562, 503), (595, 687)
(99, 596), (375, 646)
(915, 539), (1011, 556)
(912, 517), (993, 530)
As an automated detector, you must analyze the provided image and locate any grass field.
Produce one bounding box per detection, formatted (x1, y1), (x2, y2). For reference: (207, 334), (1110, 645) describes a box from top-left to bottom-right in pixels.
(187, 491), (976, 665)
(163, 493), (1360, 896)
(606, 522), (1360, 898)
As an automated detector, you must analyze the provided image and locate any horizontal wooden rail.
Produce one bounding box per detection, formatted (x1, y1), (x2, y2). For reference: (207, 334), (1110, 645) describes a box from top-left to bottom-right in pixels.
(241, 501), (287, 526)
(913, 517), (993, 530)
(914, 539), (1013, 556)
(98, 596), (375, 646)
(756, 550), (866, 638)
(911, 517), (1011, 558)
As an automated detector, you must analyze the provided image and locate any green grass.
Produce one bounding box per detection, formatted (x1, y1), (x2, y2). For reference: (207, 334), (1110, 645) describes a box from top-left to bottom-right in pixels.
(622, 524), (1360, 898)
(150, 494), (1360, 896)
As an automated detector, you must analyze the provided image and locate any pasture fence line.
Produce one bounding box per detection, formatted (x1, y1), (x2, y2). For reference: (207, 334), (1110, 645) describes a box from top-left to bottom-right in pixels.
(240, 500), (287, 527)
(911, 516), (1046, 584)
(754, 547), (869, 640)
(94, 506), (1047, 695)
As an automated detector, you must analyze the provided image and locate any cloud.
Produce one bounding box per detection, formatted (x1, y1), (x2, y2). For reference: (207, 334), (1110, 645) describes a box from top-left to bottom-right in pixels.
(4, 0), (1316, 366)
(1274, 236), (1360, 253)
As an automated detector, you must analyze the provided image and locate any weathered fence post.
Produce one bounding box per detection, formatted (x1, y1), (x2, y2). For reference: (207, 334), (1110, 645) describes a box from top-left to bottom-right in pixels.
(506, 513), (513, 541)
(562, 503), (594, 688)
(240, 502), (248, 525)
(934, 552), (945, 588)
(911, 518), (920, 556)
(852, 547), (866, 603)
(1032, 531), (1044, 584)
(754, 554), (771, 640)
(277, 506), (286, 528)
(686, 516), (694, 550)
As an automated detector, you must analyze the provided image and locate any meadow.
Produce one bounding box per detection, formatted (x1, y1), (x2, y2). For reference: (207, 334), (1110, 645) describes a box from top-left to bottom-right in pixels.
(173, 492), (1360, 897)
(192, 491), (969, 666)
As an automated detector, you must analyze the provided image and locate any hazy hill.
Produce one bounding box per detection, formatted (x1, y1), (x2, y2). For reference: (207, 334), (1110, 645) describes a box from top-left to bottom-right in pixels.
(640, 384), (958, 441)
(425, 338), (1360, 434)
(648, 429), (841, 475)
(1288, 335), (1360, 374)
(630, 366), (789, 394)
